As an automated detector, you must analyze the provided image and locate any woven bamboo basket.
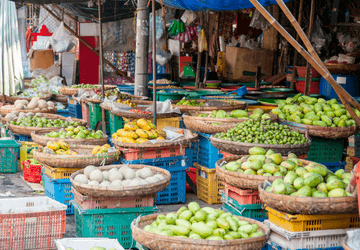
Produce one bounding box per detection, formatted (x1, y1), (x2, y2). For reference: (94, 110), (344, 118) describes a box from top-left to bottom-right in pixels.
(34, 144), (119, 168)
(31, 130), (109, 146)
(7, 117), (87, 136)
(111, 108), (180, 120)
(51, 94), (68, 104)
(259, 183), (358, 215)
(132, 100), (153, 105)
(59, 85), (117, 96)
(210, 136), (311, 156)
(0, 106), (57, 116)
(5, 92), (53, 104)
(99, 102), (112, 111)
(70, 164), (171, 198)
(1, 113), (71, 126)
(131, 213), (270, 250)
(278, 117), (358, 139)
(183, 112), (277, 134)
(325, 63), (360, 75)
(171, 99), (248, 113)
(112, 130), (198, 149)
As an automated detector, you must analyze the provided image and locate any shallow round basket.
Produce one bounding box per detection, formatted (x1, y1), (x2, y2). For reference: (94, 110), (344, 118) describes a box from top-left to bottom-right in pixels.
(210, 135), (311, 156)
(0, 106), (57, 116)
(31, 130), (109, 146)
(258, 182), (358, 215)
(6, 92), (53, 104)
(171, 99), (248, 113)
(183, 112), (277, 134)
(132, 100), (153, 106)
(7, 117), (87, 136)
(111, 109), (181, 120)
(112, 130), (198, 149)
(215, 155), (293, 190)
(278, 117), (358, 139)
(131, 213), (269, 250)
(99, 102), (112, 111)
(1, 113), (71, 126)
(70, 164), (171, 198)
(325, 63), (360, 75)
(59, 87), (78, 96)
(34, 145), (119, 168)
(51, 94), (68, 103)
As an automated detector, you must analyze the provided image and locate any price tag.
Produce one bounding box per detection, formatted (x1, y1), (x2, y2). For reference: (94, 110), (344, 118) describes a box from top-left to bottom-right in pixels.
(337, 76), (347, 84)
(181, 159), (186, 167)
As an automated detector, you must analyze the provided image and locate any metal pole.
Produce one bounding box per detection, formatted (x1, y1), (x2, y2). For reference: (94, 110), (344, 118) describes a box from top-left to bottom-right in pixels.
(60, 8), (64, 78)
(134, 0), (149, 97)
(98, 0), (106, 134)
(152, 0), (157, 125)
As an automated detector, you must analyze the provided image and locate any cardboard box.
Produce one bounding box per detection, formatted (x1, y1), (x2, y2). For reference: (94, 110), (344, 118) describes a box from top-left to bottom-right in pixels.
(347, 147), (355, 157)
(223, 47), (273, 81)
(29, 49), (54, 70)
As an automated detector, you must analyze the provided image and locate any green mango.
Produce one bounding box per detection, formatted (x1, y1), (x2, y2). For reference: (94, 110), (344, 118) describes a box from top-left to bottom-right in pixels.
(248, 155), (266, 163)
(284, 171), (298, 185)
(249, 147), (266, 156)
(328, 188), (347, 197)
(216, 217), (230, 230)
(293, 177), (305, 190)
(302, 119), (312, 125)
(176, 219), (191, 228)
(326, 179), (346, 191)
(263, 163), (279, 174)
(335, 169), (345, 179)
(285, 184), (297, 195)
(338, 120), (346, 127)
(321, 115), (333, 126)
(296, 185), (312, 197)
(272, 179), (285, 186)
(225, 216), (238, 231)
(269, 183), (286, 194)
(190, 223), (213, 238)
(194, 210), (208, 222)
(224, 162), (240, 172)
(231, 110), (248, 118)
(317, 182), (328, 194)
(280, 160), (296, 170)
(188, 202), (201, 214)
(312, 190), (327, 197)
(304, 173), (323, 188)
(312, 120), (328, 127)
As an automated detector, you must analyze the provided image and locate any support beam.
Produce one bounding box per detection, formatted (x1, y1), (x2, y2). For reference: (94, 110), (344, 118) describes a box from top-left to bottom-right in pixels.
(202, 12), (209, 87)
(152, 0), (157, 125)
(195, 12), (203, 89)
(304, 0), (315, 96)
(134, 0), (149, 97)
(42, 5), (134, 83)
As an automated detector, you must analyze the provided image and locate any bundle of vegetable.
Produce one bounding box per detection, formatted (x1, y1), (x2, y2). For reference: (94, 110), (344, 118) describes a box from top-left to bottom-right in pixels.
(198, 108), (271, 120)
(74, 165), (165, 188)
(176, 99), (205, 106)
(272, 95), (357, 127)
(112, 119), (166, 144)
(10, 116), (80, 128)
(45, 140), (78, 155)
(143, 202), (264, 240)
(214, 120), (308, 145)
(45, 126), (104, 139)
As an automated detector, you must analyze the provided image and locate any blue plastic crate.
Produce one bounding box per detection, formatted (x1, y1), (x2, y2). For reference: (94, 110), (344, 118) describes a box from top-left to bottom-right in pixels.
(196, 132), (223, 169)
(320, 161), (346, 173)
(68, 97), (82, 119)
(121, 156), (186, 204)
(57, 109), (70, 117)
(8, 131), (31, 141)
(266, 240), (343, 250)
(185, 142), (198, 168)
(320, 74), (359, 100)
(43, 174), (74, 215)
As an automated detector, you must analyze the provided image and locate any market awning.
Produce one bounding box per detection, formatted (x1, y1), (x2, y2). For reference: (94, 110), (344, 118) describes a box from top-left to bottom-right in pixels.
(157, 0), (292, 11)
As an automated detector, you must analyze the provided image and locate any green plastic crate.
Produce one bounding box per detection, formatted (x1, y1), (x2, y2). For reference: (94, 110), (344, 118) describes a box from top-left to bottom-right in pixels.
(88, 102), (110, 132)
(73, 200), (157, 249)
(221, 194), (267, 219)
(110, 113), (125, 136)
(0, 139), (20, 173)
(306, 137), (345, 162)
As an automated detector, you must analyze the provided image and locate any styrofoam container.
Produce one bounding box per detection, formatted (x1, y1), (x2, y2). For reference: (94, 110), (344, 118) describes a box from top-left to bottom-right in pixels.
(55, 238), (124, 250)
(0, 196), (67, 213)
(265, 220), (347, 249)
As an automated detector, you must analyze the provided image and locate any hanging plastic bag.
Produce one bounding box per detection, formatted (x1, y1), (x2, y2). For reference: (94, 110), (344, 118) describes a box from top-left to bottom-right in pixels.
(198, 29), (208, 53)
(156, 40), (172, 67)
(311, 17), (328, 51)
(47, 22), (77, 53)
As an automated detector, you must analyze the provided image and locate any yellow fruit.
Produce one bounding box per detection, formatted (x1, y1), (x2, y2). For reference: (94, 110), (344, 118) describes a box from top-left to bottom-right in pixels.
(150, 129), (159, 138)
(137, 119), (151, 131)
(68, 150), (78, 155)
(58, 140), (70, 151)
(157, 136), (165, 140)
(47, 141), (60, 150)
(92, 146), (101, 154)
(135, 129), (149, 138)
(148, 121), (156, 129)
(157, 129), (167, 137)
(123, 131), (139, 139)
(112, 133), (118, 139)
(100, 146), (108, 153)
(55, 149), (66, 155)
(116, 129), (125, 137)
(103, 144), (111, 149)
(146, 131), (155, 139)
(122, 137), (136, 143)
(136, 138), (149, 144)
(124, 122), (139, 131)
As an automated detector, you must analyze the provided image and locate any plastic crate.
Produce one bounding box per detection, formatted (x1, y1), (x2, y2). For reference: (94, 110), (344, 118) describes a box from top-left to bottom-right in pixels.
(55, 238), (123, 250)
(110, 113), (125, 136)
(266, 206), (360, 232)
(264, 220), (348, 250)
(221, 194), (267, 219)
(186, 142), (198, 168)
(20, 141), (41, 165)
(220, 206), (267, 222)
(223, 182), (263, 205)
(197, 132), (223, 169)
(195, 163), (224, 204)
(306, 137), (345, 162)
(68, 97), (83, 119)
(0, 139), (20, 173)
(320, 161), (346, 173)
(266, 241), (343, 250)
(156, 117), (182, 130)
(88, 102), (110, 131)
(0, 196), (67, 250)
(72, 187), (155, 210)
(43, 174), (74, 215)
(22, 160), (42, 183)
(19, 134), (32, 142)
(120, 145), (186, 161)
(186, 167), (197, 192)
(57, 109), (70, 117)
(81, 102), (90, 125)
(73, 200), (157, 249)
(44, 164), (83, 179)
(121, 156), (187, 204)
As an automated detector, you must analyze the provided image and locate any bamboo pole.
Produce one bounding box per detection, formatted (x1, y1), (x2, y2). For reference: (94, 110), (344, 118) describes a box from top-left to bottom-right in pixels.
(304, 0), (315, 96)
(249, 0), (360, 126)
(275, 0), (360, 125)
(98, 0), (106, 134)
(42, 5), (134, 83)
(152, 0), (157, 125)
(202, 12), (209, 87)
(195, 12), (203, 89)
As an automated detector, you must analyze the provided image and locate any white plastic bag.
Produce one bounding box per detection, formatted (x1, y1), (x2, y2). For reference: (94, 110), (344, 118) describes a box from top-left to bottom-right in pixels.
(48, 22), (76, 53)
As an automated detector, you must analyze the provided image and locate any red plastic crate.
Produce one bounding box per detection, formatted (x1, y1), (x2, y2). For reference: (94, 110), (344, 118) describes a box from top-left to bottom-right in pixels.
(355, 163), (360, 218)
(186, 167), (197, 192)
(295, 66), (320, 78)
(81, 102), (90, 125)
(298, 154), (307, 159)
(22, 160), (42, 183)
(119, 146), (186, 161)
(72, 187), (155, 210)
(223, 182), (263, 205)
(296, 80), (320, 94)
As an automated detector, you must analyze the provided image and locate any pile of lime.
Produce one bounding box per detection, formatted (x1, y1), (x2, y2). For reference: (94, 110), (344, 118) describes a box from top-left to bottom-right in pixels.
(10, 117), (80, 128)
(176, 99), (205, 106)
(45, 126), (104, 139)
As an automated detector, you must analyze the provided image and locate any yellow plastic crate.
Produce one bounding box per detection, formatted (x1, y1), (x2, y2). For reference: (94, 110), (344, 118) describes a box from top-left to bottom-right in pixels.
(20, 142), (41, 169)
(195, 163), (224, 204)
(44, 165), (83, 179)
(122, 117), (182, 131)
(266, 206), (360, 232)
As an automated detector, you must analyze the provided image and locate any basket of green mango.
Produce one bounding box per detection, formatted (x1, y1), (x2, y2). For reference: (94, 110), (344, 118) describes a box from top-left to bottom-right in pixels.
(131, 202), (270, 250)
(172, 99), (247, 113)
(271, 95), (359, 139)
(182, 108), (276, 134)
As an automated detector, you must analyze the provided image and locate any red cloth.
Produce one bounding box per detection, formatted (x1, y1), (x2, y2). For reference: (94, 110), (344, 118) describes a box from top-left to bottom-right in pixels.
(26, 27), (32, 52)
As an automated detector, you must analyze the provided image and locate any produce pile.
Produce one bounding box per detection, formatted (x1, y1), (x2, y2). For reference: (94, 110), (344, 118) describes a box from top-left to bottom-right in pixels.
(272, 95), (357, 127)
(45, 141), (78, 155)
(116, 99), (137, 107)
(3, 110), (51, 121)
(176, 99), (205, 106)
(143, 202), (264, 240)
(74, 165), (165, 188)
(10, 117), (80, 128)
(214, 120), (308, 145)
(92, 88), (136, 101)
(129, 109), (152, 115)
(45, 126), (105, 139)
(149, 79), (173, 84)
(25, 75), (48, 88)
(198, 108), (271, 120)
(70, 84), (101, 89)
(112, 119), (166, 144)
(221, 147), (302, 176)
(1, 97), (55, 111)
(92, 144), (111, 154)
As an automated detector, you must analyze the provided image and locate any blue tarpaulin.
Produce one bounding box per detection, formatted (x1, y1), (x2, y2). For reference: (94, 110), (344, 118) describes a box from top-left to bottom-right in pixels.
(158, 0), (291, 11)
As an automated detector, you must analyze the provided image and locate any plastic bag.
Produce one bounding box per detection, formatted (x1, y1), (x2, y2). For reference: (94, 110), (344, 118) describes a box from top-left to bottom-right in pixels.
(156, 42), (172, 67)
(249, 9), (270, 30)
(311, 17), (329, 51)
(198, 29), (208, 53)
(48, 22), (77, 53)
(145, 100), (181, 114)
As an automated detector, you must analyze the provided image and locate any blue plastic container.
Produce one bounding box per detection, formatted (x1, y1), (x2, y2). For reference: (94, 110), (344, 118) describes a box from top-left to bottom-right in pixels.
(185, 142), (198, 168)
(57, 109), (70, 117)
(68, 97), (82, 119)
(117, 85), (135, 95)
(43, 174), (74, 215)
(196, 132), (223, 169)
(121, 156), (186, 204)
(320, 74), (359, 100)
(319, 161), (346, 173)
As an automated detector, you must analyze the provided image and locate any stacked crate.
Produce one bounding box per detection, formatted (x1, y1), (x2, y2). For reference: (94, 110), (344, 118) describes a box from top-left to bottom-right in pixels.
(68, 97), (82, 119)
(346, 133), (360, 172)
(0, 139), (20, 173)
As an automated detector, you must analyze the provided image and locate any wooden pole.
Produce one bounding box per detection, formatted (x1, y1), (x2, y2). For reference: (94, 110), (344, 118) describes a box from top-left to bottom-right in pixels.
(249, 0), (360, 125)
(290, 0), (304, 89)
(98, 0), (106, 134)
(270, 0), (360, 125)
(304, 0), (315, 96)
(42, 5), (134, 83)
(202, 12), (209, 87)
(195, 12), (203, 89)
(152, 0), (157, 125)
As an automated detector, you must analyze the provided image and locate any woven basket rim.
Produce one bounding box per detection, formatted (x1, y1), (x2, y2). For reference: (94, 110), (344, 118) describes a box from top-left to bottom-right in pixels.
(110, 109), (181, 119)
(171, 99), (248, 112)
(0, 107), (57, 116)
(6, 92), (53, 103)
